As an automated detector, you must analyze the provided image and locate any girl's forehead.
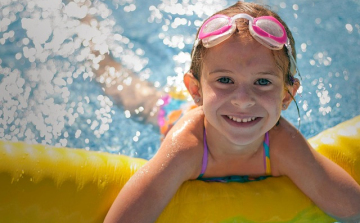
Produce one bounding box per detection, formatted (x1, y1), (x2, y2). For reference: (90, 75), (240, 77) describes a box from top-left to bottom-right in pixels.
(202, 36), (280, 73)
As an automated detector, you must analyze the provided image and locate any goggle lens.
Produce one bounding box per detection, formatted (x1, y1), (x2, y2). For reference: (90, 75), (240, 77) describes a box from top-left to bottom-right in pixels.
(255, 19), (284, 38)
(202, 17), (229, 34)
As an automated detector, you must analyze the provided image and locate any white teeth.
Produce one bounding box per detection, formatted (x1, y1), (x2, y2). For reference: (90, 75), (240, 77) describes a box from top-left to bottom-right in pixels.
(228, 116), (256, 123)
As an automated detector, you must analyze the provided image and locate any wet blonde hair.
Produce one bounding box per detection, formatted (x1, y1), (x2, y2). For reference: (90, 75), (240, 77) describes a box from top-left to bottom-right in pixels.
(190, 1), (297, 86)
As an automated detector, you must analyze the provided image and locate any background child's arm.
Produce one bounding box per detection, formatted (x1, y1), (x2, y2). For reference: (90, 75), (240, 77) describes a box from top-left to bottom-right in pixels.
(272, 118), (360, 221)
(104, 108), (204, 223)
(80, 15), (164, 126)
(92, 49), (164, 125)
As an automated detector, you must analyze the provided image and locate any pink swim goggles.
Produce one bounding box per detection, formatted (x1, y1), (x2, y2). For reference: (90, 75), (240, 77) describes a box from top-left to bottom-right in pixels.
(192, 13), (299, 76)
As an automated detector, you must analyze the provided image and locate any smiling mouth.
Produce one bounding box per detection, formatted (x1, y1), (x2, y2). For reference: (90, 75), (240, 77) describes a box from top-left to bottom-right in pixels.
(227, 115), (257, 123)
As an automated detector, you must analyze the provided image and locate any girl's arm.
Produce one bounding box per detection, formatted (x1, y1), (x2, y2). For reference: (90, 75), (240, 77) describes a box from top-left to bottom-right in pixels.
(272, 118), (360, 221)
(104, 108), (204, 223)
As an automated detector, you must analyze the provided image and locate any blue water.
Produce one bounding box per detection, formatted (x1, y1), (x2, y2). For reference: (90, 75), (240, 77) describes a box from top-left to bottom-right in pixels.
(0, 0), (359, 160)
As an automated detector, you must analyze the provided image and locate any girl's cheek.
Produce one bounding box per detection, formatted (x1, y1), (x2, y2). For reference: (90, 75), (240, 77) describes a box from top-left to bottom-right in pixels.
(202, 84), (220, 100)
(262, 91), (283, 110)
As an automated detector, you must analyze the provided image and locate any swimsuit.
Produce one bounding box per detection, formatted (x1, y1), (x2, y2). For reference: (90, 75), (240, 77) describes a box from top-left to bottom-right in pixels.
(158, 94), (196, 136)
(197, 129), (271, 183)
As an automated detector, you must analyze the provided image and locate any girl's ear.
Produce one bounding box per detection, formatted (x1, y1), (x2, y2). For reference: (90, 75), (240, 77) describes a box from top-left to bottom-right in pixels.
(282, 78), (300, 110)
(184, 72), (203, 105)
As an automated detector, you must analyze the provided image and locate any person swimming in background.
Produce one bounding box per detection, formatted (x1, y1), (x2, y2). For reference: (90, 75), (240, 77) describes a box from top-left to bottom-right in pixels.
(79, 15), (166, 127)
(78, 2), (195, 136)
(101, 1), (360, 222)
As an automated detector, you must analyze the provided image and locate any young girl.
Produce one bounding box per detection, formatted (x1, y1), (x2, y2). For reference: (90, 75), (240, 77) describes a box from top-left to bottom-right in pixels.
(104, 2), (360, 222)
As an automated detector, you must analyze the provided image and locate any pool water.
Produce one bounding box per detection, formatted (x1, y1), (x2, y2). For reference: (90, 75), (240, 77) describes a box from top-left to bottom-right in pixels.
(0, 0), (359, 160)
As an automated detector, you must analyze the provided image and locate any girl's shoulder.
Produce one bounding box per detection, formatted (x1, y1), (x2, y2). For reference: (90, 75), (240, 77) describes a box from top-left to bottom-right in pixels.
(268, 117), (311, 176)
(166, 106), (205, 139)
(269, 117), (301, 144)
(157, 106), (205, 179)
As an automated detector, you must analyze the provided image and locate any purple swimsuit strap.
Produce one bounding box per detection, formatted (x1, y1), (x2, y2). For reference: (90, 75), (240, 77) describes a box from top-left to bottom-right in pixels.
(200, 129), (208, 176)
(264, 131), (269, 145)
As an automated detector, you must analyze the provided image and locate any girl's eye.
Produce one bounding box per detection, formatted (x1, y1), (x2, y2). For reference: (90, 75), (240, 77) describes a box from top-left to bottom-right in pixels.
(217, 77), (233, 84)
(256, 78), (271, 85)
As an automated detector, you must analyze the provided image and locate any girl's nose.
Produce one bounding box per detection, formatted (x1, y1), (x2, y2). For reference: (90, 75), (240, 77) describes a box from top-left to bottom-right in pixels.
(230, 86), (256, 108)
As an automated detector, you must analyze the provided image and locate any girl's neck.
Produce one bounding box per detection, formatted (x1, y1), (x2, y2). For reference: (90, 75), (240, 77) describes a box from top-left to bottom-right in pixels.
(203, 119), (266, 159)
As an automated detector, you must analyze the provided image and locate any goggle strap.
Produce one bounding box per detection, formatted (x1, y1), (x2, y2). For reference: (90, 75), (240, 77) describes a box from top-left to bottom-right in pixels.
(285, 42), (300, 79)
(191, 39), (200, 59)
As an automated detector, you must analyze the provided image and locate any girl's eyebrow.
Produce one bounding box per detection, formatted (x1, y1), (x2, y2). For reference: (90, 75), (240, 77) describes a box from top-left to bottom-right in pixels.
(208, 69), (233, 75)
(256, 71), (282, 78)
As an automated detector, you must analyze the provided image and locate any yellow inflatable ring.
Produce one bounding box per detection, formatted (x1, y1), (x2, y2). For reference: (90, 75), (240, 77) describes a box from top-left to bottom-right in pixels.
(1, 115), (359, 222)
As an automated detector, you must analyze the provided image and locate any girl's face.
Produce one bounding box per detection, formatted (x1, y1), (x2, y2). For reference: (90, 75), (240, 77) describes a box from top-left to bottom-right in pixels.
(198, 36), (291, 146)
